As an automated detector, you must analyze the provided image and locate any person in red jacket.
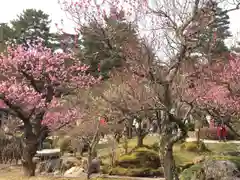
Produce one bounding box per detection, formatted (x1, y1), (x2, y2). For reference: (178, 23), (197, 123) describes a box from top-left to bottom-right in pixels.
(217, 124), (227, 141)
(222, 125), (227, 141)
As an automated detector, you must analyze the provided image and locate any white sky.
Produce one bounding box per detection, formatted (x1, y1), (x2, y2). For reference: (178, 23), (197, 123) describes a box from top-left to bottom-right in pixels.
(0, 0), (240, 46)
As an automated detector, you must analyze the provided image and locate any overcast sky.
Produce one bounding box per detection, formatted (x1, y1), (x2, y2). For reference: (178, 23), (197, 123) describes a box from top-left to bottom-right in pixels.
(0, 0), (240, 46)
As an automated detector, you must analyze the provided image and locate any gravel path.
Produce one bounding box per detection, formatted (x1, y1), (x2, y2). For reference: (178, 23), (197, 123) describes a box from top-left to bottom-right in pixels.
(186, 137), (240, 144)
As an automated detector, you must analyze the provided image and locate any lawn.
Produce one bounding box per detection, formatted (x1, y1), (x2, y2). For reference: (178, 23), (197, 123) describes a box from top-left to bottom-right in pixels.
(97, 135), (240, 166)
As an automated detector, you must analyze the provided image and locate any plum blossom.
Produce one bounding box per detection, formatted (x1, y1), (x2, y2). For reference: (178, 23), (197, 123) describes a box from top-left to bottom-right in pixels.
(0, 44), (100, 129)
(184, 53), (240, 115)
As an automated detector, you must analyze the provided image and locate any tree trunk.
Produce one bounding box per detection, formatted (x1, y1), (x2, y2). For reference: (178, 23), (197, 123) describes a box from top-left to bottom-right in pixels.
(163, 145), (179, 180)
(128, 126), (133, 139)
(137, 134), (144, 147)
(22, 121), (38, 176)
(22, 136), (38, 176)
(196, 128), (200, 145)
(128, 119), (133, 139)
(87, 148), (93, 180)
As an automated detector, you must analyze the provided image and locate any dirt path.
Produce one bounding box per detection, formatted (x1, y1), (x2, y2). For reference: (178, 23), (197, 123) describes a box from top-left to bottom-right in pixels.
(100, 175), (164, 180)
(0, 165), (165, 180)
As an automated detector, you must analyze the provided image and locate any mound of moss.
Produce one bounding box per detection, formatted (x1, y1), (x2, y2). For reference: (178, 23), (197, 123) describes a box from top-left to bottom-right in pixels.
(108, 147), (163, 177)
(116, 147), (161, 169)
(180, 141), (209, 152)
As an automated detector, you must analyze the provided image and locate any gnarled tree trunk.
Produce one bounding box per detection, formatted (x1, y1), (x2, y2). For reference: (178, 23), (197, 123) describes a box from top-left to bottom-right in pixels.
(21, 121), (38, 176)
(163, 144), (178, 180)
(137, 132), (144, 147)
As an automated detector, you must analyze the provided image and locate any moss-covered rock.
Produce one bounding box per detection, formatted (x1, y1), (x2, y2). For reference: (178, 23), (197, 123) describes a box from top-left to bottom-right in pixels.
(180, 141), (209, 152)
(115, 147), (160, 169)
(180, 155), (240, 180)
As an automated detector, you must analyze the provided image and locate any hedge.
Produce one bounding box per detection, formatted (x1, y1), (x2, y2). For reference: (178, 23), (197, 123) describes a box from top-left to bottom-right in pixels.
(199, 127), (237, 140)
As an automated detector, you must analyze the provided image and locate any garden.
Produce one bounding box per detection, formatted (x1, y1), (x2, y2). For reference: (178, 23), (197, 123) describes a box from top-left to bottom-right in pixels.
(0, 0), (240, 180)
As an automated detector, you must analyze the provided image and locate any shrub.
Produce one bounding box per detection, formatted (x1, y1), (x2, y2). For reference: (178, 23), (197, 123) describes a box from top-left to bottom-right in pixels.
(58, 137), (73, 152)
(180, 141), (209, 152)
(151, 142), (160, 152)
(116, 147), (161, 169)
(186, 122), (195, 131)
(110, 166), (164, 177)
(180, 163), (203, 180)
(109, 147), (162, 177)
(199, 127), (237, 140)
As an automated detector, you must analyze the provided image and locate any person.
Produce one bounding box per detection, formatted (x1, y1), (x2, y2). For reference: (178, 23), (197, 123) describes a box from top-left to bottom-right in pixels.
(217, 124), (227, 142)
(222, 125), (227, 141)
(217, 124), (222, 141)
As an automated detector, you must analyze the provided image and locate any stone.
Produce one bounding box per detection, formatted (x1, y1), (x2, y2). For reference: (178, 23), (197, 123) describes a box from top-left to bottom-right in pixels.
(89, 158), (101, 173)
(36, 161), (45, 173)
(53, 170), (61, 176)
(36, 158), (62, 173)
(33, 157), (41, 164)
(60, 155), (81, 172)
(36, 148), (61, 160)
(45, 158), (62, 173)
(64, 166), (85, 177)
(203, 160), (240, 179)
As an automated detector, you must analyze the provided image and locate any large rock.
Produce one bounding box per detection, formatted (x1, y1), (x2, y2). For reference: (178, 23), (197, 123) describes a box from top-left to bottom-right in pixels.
(89, 158), (101, 173)
(37, 158), (62, 173)
(37, 155), (82, 174)
(203, 160), (240, 179)
(64, 166), (85, 177)
(60, 155), (82, 172)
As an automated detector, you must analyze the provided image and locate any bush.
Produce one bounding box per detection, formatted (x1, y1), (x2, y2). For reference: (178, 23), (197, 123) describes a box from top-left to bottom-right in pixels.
(116, 147), (161, 169)
(110, 166), (164, 177)
(199, 127), (237, 140)
(186, 122), (195, 131)
(108, 147), (162, 177)
(58, 137), (73, 152)
(180, 163), (203, 180)
(180, 141), (209, 152)
(151, 142), (160, 152)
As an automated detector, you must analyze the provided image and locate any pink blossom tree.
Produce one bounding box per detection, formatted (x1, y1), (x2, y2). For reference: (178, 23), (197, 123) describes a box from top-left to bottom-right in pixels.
(184, 53), (240, 129)
(0, 44), (99, 176)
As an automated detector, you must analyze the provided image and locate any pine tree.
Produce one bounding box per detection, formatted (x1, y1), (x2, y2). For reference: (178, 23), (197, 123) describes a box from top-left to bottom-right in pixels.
(10, 9), (58, 49)
(79, 10), (138, 79)
(197, 1), (231, 58)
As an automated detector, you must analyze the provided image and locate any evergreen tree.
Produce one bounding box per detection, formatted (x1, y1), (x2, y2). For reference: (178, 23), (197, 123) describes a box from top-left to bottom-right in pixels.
(10, 9), (58, 49)
(197, 1), (231, 58)
(0, 24), (14, 52)
(79, 10), (138, 79)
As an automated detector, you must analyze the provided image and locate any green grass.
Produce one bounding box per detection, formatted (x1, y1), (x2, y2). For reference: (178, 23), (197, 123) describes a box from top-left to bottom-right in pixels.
(98, 135), (240, 167)
(206, 142), (240, 153)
